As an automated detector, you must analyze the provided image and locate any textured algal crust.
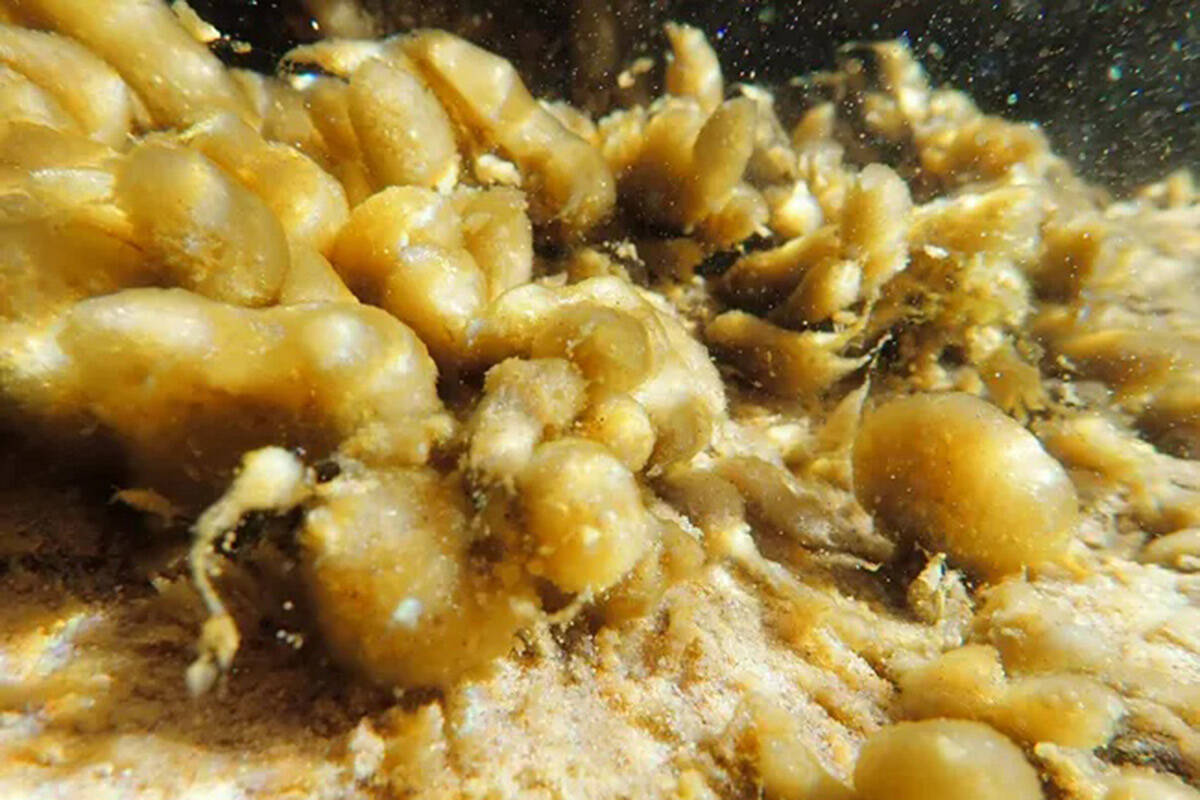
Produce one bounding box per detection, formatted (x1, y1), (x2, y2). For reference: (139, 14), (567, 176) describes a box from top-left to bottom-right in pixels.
(0, 2), (1197, 799)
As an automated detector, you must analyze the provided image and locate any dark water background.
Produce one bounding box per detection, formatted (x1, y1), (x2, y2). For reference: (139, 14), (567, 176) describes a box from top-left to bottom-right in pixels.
(194, 0), (1196, 193)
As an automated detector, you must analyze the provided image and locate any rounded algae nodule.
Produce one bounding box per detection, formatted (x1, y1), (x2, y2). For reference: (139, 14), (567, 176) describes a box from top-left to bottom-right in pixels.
(854, 719), (1044, 800)
(853, 392), (1077, 578)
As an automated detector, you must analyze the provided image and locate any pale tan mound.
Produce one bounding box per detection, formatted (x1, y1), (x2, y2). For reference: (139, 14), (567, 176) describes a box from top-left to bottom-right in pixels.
(0, 2), (1197, 799)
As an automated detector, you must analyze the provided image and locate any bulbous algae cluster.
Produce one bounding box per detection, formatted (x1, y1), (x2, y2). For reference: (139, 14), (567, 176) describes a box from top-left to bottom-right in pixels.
(0, 1), (1197, 798)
